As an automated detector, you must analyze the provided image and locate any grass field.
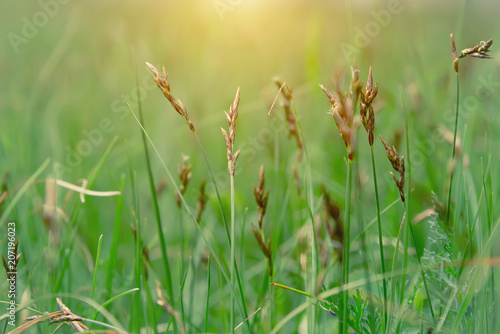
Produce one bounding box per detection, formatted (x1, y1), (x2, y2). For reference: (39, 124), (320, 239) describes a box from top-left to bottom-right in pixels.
(1, 0), (500, 333)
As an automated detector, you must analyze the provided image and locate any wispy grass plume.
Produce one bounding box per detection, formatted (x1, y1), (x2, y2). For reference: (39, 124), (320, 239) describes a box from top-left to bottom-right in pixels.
(221, 87), (241, 333)
(447, 34), (493, 223)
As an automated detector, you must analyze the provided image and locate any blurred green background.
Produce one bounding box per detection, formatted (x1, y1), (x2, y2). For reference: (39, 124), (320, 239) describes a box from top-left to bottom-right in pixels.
(2, 0), (499, 233)
(1, 0), (500, 331)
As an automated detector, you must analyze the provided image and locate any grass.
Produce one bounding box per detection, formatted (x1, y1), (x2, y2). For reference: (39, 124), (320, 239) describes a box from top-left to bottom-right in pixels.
(1, 1), (500, 333)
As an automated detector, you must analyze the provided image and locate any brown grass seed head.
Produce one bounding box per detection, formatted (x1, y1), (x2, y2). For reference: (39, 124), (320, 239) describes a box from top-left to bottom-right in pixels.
(381, 135), (405, 203)
(251, 165), (272, 275)
(175, 155), (192, 208)
(221, 87), (241, 176)
(251, 223), (273, 276)
(349, 60), (364, 106)
(450, 34), (493, 73)
(320, 68), (360, 160)
(274, 79), (304, 160)
(321, 186), (344, 258)
(146, 62), (195, 132)
(253, 164), (269, 230)
(360, 66), (378, 147)
(2, 238), (21, 278)
(195, 178), (207, 222)
(319, 85), (352, 149)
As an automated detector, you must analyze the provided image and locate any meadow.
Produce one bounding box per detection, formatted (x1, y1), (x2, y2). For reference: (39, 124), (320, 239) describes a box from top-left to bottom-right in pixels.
(1, 0), (500, 333)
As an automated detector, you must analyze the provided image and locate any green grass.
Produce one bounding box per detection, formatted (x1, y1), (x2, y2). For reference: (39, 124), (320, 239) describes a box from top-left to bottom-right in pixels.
(1, 1), (500, 333)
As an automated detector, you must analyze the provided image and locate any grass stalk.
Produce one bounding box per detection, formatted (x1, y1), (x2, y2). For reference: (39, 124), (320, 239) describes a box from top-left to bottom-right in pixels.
(288, 90), (318, 334)
(136, 79), (175, 331)
(194, 134), (249, 325)
(143, 267), (159, 334)
(271, 283), (325, 303)
(369, 145), (387, 331)
(147, 63), (249, 325)
(205, 256), (211, 333)
(387, 212), (405, 333)
(129, 105), (250, 333)
(342, 159), (352, 334)
(129, 168), (142, 333)
(381, 130), (436, 326)
(194, 133), (249, 324)
(105, 174), (126, 300)
(89, 234), (103, 321)
(230, 173), (236, 334)
(399, 86), (410, 308)
(448, 34), (493, 226)
(446, 71), (460, 224)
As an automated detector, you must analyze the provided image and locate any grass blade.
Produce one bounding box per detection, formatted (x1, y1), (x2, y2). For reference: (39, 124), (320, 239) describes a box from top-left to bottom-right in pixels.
(105, 174), (126, 300)
(89, 234), (103, 321)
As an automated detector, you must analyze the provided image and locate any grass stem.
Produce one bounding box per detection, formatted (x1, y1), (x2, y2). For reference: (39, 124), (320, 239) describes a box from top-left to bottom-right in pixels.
(90, 234), (103, 318)
(137, 84), (176, 332)
(370, 145), (387, 331)
(205, 256), (211, 333)
(342, 159), (352, 334)
(230, 173), (236, 334)
(399, 85), (410, 310)
(446, 72), (460, 224)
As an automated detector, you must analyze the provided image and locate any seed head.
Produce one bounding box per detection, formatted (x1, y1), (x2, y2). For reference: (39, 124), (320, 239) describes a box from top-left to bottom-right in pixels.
(174, 155), (192, 208)
(320, 63), (365, 161)
(320, 84), (355, 160)
(273, 79), (304, 161)
(450, 34), (493, 73)
(252, 165), (272, 276)
(146, 62), (195, 132)
(321, 186), (344, 263)
(360, 66), (378, 147)
(381, 135), (405, 203)
(221, 88), (241, 176)
(195, 179), (207, 222)
(253, 165), (269, 230)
